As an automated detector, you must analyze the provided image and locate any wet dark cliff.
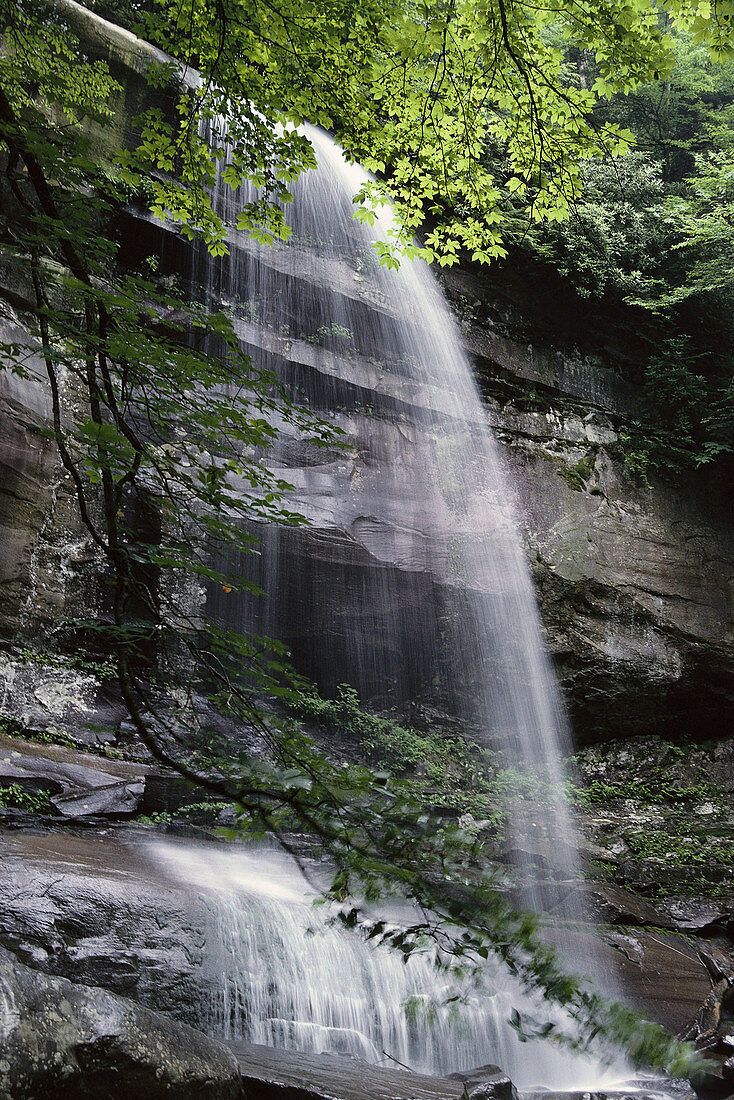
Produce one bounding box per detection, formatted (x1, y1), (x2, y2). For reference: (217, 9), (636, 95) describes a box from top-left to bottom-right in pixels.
(0, 3), (732, 750)
(2, 231), (731, 747)
(442, 259), (734, 744)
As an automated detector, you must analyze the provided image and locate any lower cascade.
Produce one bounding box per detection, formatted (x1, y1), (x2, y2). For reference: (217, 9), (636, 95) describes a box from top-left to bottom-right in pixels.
(151, 840), (620, 1088)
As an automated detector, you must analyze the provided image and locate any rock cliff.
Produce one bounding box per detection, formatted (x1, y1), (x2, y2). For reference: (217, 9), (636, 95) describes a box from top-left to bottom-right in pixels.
(3, 215), (732, 745)
(1, 106), (731, 747)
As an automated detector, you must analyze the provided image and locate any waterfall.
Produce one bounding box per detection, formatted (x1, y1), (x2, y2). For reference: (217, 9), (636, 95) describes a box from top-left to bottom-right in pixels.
(168, 125), (625, 1087)
(150, 839), (618, 1087)
(199, 123), (586, 886)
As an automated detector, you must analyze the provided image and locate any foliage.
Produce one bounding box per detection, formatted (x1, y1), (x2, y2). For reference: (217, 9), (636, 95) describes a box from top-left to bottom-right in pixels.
(659, 148), (734, 304)
(522, 153), (675, 300)
(508, 29), (734, 476)
(292, 684), (575, 826)
(15, 647), (117, 680)
(516, 31), (734, 294)
(601, 35), (734, 179)
(557, 450), (598, 491)
(571, 741), (734, 898)
(137, 798), (228, 825)
(614, 336), (732, 475)
(23, 0), (732, 271)
(573, 771), (725, 810)
(607, 816), (734, 900)
(0, 783), (55, 814)
(0, 716), (79, 749)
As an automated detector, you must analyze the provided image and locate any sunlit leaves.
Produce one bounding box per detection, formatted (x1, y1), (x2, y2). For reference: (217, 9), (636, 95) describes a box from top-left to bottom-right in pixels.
(5, 0), (733, 266)
(123, 0), (730, 266)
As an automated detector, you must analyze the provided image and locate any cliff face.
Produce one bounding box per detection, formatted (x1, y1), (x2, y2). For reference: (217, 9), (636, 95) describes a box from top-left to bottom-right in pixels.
(1, 233), (733, 746)
(0, 12), (731, 747)
(443, 262), (734, 742)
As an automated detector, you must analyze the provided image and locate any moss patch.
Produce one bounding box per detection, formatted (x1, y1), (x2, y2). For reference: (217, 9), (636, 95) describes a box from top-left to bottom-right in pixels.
(557, 451), (596, 492)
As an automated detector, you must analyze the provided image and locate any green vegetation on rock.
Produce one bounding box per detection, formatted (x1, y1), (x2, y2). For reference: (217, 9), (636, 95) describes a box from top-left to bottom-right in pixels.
(295, 684), (586, 830)
(572, 738), (734, 898)
(0, 783), (54, 814)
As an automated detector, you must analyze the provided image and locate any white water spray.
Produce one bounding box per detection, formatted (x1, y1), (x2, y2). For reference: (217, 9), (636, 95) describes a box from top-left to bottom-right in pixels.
(151, 840), (620, 1086)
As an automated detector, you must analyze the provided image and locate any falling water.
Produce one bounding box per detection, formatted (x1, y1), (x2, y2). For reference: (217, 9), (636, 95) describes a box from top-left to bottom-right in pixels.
(175, 125), (624, 1085)
(199, 124), (582, 879)
(150, 840), (617, 1086)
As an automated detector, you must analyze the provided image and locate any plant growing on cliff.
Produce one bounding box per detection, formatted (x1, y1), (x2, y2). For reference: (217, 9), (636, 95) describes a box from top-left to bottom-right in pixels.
(0, 0), (724, 1079)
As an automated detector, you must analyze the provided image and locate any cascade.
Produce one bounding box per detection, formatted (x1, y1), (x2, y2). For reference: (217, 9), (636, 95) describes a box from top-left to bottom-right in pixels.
(164, 125), (625, 1087)
(152, 840), (617, 1087)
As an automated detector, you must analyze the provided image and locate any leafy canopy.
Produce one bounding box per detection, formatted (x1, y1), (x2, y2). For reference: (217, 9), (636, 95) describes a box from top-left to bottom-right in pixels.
(73, 0), (734, 266)
(500, 25), (734, 474)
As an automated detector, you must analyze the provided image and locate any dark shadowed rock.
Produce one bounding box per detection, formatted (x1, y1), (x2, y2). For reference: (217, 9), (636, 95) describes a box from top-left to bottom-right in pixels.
(448, 1063), (519, 1100)
(653, 898), (733, 934)
(0, 946), (241, 1100)
(699, 943), (734, 986)
(550, 883), (676, 929)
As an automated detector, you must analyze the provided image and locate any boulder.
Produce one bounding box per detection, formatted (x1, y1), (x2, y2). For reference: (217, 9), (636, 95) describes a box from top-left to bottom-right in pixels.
(0, 829), (212, 1026)
(543, 924), (715, 1036)
(0, 946), (241, 1100)
(606, 928), (715, 1035)
(448, 1064), (519, 1100)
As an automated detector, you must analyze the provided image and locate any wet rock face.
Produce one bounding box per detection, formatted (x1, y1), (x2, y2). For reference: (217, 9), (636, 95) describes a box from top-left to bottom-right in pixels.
(451, 267), (734, 742)
(231, 1042), (467, 1100)
(0, 831), (214, 1027)
(442, 267), (734, 743)
(0, 737), (146, 817)
(0, 309), (99, 650)
(0, 32), (732, 743)
(0, 946), (241, 1100)
(201, 238), (733, 739)
(448, 1064), (519, 1100)
(3, 267), (733, 747)
(519, 457), (733, 743)
(0, 319), (59, 640)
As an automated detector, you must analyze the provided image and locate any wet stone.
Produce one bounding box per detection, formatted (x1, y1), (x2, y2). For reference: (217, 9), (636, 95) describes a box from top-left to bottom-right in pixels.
(449, 1064), (519, 1100)
(0, 946), (241, 1100)
(230, 1041), (469, 1100)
